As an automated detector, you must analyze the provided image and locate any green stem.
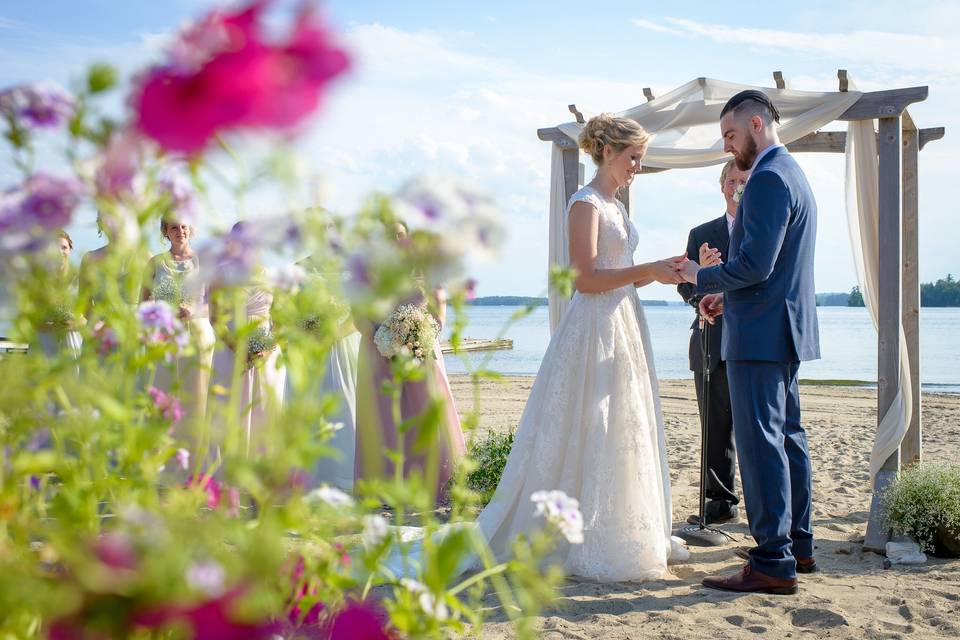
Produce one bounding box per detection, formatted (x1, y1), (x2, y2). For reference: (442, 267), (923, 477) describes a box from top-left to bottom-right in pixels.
(447, 562), (508, 597)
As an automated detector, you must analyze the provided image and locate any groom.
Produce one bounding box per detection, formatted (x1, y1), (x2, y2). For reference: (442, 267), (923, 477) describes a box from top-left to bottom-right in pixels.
(678, 90), (819, 595)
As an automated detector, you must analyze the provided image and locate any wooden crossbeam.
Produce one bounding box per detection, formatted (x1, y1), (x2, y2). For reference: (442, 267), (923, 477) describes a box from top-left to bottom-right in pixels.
(643, 88), (655, 102)
(538, 126), (946, 155)
(773, 71), (785, 89)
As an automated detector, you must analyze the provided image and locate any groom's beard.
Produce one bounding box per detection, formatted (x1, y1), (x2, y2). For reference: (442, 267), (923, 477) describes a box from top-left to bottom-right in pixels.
(734, 136), (758, 171)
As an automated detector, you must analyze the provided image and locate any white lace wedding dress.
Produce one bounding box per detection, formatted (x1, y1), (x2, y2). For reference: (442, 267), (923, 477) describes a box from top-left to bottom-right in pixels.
(475, 185), (677, 581)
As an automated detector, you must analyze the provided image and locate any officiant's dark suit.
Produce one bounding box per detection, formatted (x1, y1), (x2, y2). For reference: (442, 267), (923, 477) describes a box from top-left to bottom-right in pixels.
(678, 212), (740, 524)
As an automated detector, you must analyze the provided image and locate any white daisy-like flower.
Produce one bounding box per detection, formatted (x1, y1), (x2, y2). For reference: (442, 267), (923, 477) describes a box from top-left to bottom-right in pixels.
(531, 489), (584, 544)
(401, 578), (451, 621)
(362, 514), (389, 548)
(306, 485), (354, 509)
(186, 559), (226, 596)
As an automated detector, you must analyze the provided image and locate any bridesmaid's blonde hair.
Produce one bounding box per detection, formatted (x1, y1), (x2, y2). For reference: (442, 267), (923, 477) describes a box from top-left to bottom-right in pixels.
(578, 114), (650, 166)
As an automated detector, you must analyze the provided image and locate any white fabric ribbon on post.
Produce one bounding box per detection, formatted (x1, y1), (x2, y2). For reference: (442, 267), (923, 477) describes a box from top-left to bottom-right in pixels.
(843, 84), (913, 480)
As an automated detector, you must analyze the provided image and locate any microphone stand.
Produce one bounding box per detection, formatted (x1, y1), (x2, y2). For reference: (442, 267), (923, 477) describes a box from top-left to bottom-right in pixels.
(678, 301), (736, 546)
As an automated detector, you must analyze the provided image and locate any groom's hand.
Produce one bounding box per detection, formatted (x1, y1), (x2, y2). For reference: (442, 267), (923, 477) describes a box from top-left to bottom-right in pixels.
(698, 293), (724, 324)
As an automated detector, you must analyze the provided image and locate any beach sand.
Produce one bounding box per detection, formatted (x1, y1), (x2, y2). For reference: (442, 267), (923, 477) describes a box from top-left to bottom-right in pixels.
(449, 376), (960, 639)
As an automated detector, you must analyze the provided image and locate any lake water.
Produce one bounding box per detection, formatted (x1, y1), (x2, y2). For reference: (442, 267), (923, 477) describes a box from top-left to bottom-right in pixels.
(442, 305), (960, 393)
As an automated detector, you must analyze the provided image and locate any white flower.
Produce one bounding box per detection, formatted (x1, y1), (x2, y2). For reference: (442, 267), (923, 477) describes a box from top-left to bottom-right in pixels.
(401, 578), (451, 621)
(175, 448), (190, 470)
(266, 263), (307, 292)
(362, 514), (389, 547)
(186, 560), (226, 596)
(306, 485), (354, 509)
(732, 183), (746, 203)
(531, 490), (584, 544)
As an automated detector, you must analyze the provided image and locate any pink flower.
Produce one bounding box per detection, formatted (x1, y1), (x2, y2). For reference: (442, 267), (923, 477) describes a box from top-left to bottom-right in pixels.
(324, 601), (392, 640)
(186, 473), (222, 509)
(148, 386), (185, 424)
(91, 320), (118, 356)
(227, 487), (241, 518)
(133, 1), (350, 154)
(92, 532), (138, 571)
(133, 587), (281, 640)
(94, 131), (141, 199)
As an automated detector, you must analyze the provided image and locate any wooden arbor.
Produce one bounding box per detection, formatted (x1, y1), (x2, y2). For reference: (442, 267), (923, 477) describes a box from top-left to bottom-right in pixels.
(537, 71), (945, 552)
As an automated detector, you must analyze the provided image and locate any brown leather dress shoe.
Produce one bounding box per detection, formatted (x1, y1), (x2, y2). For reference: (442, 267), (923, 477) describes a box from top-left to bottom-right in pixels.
(702, 564), (799, 595)
(733, 547), (818, 573)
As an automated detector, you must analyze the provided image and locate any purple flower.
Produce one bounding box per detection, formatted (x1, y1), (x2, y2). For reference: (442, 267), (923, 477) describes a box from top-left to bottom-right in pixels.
(324, 601), (392, 640)
(29, 475), (41, 490)
(0, 82), (76, 129)
(156, 171), (198, 222)
(266, 263), (307, 292)
(0, 173), (84, 233)
(137, 300), (177, 333)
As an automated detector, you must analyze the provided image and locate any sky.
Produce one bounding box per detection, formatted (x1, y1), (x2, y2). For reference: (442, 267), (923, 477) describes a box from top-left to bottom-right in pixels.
(1, 0), (958, 301)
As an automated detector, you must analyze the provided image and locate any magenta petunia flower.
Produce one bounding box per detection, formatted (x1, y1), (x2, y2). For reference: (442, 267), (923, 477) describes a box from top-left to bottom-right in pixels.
(133, 587), (282, 640)
(324, 600), (392, 640)
(0, 82), (76, 129)
(92, 532), (138, 572)
(132, 0), (350, 154)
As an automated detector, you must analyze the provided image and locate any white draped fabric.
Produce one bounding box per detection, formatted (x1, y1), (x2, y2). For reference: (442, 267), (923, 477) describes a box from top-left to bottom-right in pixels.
(844, 86), (914, 479)
(545, 76), (911, 478)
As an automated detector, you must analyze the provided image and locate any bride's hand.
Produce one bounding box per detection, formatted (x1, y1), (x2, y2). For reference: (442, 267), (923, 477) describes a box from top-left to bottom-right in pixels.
(649, 259), (685, 285)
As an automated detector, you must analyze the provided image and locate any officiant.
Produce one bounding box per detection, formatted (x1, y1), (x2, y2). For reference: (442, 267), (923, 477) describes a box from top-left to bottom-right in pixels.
(677, 159), (747, 525)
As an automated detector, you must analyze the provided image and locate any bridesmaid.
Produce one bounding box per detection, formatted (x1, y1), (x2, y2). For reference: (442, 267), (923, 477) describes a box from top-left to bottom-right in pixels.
(210, 223), (286, 455)
(78, 212), (146, 313)
(290, 256), (361, 491)
(36, 230), (84, 366)
(140, 217), (216, 424)
(353, 223), (465, 502)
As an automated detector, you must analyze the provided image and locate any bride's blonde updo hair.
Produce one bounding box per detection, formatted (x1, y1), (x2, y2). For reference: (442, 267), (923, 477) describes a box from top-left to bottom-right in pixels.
(578, 114), (651, 166)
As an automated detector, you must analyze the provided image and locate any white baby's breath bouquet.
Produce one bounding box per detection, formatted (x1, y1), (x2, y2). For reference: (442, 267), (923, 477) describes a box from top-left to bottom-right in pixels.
(374, 303), (440, 362)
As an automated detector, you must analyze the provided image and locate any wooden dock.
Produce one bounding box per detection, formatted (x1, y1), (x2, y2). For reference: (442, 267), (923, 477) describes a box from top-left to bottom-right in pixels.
(440, 338), (512, 354)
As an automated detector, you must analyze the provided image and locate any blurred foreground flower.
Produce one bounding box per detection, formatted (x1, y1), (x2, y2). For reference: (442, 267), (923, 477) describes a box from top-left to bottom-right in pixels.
(531, 490), (584, 544)
(134, 0), (350, 154)
(0, 172), (84, 237)
(0, 82), (76, 130)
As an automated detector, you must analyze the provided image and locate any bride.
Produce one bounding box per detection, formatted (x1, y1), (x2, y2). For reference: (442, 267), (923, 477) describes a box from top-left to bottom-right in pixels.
(475, 114), (686, 581)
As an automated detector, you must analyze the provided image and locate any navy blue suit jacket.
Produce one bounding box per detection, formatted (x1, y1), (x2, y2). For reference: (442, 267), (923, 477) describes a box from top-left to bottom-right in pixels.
(696, 146), (820, 363)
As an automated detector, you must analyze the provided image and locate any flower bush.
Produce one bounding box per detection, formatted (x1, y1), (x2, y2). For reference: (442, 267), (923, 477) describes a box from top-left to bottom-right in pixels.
(880, 463), (960, 557)
(0, 1), (576, 638)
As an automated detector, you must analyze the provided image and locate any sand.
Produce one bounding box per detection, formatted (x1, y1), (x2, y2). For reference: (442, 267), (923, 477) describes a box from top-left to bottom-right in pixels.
(448, 376), (960, 639)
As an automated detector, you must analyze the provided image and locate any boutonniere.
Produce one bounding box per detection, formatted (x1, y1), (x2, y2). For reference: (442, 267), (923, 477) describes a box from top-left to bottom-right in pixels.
(732, 183), (745, 203)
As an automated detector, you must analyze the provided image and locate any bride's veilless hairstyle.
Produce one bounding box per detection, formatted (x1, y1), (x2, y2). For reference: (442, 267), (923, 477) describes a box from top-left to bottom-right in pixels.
(578, 114), (651, 166)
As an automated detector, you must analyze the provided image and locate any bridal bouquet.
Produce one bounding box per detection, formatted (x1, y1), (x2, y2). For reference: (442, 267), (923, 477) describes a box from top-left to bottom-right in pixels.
(246, 325), (278, 368)
(373, 303), (440, 362)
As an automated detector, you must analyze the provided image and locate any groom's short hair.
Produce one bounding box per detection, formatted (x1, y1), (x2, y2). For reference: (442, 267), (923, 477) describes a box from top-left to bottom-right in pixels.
(721, 90), (781, 125)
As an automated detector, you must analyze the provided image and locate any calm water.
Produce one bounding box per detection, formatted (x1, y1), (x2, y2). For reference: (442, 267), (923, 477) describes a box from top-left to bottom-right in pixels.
(442, 305), (960, 393)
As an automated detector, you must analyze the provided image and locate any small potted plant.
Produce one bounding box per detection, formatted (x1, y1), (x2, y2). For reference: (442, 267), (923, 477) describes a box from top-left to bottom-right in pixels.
(881, 463), (960, 558)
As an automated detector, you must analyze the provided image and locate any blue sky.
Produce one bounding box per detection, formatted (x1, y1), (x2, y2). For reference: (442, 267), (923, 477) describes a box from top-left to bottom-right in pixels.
(1, 0), (958, 300)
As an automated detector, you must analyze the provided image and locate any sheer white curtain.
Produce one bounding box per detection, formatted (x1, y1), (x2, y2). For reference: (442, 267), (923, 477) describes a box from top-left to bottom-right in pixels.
(547, 77), (860, 333)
